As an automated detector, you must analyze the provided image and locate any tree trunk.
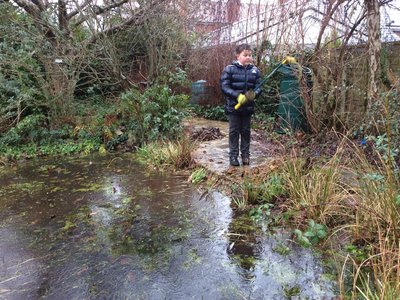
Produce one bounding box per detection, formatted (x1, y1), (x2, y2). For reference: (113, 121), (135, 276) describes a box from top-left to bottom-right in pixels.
(44, 60), (77, 119)
(366, 0), (381, 111)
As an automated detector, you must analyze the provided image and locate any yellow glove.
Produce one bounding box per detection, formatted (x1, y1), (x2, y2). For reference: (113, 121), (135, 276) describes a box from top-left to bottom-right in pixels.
(245, 90), (256, 101)
(283, 56), (297, 64)
(235, 94), (247, 110)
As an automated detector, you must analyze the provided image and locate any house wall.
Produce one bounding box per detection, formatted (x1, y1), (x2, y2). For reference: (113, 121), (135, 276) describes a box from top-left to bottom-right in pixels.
(193, 0), (269, 36)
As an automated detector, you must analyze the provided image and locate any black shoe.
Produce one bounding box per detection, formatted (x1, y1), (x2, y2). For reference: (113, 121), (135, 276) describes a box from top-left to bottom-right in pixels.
(230, 156), (240, 166)
(242, 156), (250, 166)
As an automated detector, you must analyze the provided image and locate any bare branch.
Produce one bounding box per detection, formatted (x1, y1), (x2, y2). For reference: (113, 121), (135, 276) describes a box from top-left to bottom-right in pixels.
(86, 0), (168, 44)
(12, 0), (58, 40)
(314, 0), (347, 53)
(95, 0), (130, 14)
(13, 0), (41, 16)
(58, 0), (68, 31)
(31, 0), (45, 10)
(66, 0), (92, 20)
(339, 10), (367, 58)
(73, 0), (130, 26)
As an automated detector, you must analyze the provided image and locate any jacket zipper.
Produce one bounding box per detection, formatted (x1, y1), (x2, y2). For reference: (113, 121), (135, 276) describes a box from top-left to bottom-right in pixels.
(244, 66), (248, 92)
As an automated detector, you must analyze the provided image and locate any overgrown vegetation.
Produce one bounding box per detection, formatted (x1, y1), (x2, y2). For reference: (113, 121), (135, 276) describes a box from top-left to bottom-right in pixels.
(226, 132), (400, 298)
(0, 0), (192, 162)
(1, 0), (400, 298)
(0, 83), (189, 161)
(189, 104), (227, 121)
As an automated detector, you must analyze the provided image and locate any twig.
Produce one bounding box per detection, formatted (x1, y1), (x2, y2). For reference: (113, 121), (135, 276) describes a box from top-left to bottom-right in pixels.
(0, 275), (21, 285)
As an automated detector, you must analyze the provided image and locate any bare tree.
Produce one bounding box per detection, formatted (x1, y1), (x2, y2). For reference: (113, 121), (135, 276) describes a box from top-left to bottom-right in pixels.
(5, 0), (168, 119)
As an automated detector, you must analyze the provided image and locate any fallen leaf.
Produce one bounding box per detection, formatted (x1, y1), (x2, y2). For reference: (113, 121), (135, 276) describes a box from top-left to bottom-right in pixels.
(120, 258), (132, 265)
(126, 272), (135, 283)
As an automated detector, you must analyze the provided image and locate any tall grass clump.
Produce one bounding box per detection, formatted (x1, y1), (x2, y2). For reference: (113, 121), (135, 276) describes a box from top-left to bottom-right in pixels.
(338, 84), (400, 298)
(338, 147), (400, 299)
(281, 144), (349, 225)
(135, 137), (195, 171)
(231, 170), (285, 212)
(281, 135), (400, 297)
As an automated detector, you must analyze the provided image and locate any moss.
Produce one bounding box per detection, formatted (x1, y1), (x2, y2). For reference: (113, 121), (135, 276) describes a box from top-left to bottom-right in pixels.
(72, 182), (104, 193)
(0, 181), (45, 197)
(183, 248), (202, 269)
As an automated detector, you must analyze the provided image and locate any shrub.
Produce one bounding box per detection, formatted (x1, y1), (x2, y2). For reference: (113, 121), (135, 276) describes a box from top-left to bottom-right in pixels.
(120, 84), (189, 146)
(189, 104), (227, 121)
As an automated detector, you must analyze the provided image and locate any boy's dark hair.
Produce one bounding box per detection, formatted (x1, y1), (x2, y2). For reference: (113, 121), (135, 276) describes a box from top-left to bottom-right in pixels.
(235, 43), (252, 55)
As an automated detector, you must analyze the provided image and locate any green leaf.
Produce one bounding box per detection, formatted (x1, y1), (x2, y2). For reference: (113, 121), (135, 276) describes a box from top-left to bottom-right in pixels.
(293, 229), (303, 237)
(304, 231), (314, 238)
(299, 236), (311, 248)
(316, 229), (327, 239)
(62, 220), (76, 231)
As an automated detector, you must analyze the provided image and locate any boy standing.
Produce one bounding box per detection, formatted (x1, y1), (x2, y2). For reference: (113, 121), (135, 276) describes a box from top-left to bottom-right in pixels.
(220, 44), (261, 166)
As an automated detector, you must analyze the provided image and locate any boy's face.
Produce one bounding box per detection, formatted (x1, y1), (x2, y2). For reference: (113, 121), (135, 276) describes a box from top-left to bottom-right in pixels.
(236, 50), (253, 66)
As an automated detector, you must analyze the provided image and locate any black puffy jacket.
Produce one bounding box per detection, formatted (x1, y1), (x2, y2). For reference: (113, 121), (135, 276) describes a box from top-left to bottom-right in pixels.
(220, 61), (261, 115)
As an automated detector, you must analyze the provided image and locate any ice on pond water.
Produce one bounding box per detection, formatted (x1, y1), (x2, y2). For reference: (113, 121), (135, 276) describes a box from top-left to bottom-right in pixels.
(0, 153), (337, 299)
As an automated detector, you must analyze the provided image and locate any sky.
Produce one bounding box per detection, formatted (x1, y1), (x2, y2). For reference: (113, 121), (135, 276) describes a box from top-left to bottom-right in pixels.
(203, 0), (400, 47)
(386, 0), (400, 27)
(237, 0), (400, 25)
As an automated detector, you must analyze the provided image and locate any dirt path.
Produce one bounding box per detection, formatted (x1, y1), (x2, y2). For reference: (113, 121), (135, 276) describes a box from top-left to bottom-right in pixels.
(185, 117), (284, 175)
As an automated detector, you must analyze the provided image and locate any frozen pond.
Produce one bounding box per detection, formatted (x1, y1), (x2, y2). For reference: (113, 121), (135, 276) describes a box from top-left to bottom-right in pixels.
(0, 154), (336, 299)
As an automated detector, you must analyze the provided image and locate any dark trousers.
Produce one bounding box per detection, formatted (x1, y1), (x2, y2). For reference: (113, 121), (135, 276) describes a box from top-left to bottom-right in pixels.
(228, 114), (251, 158)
